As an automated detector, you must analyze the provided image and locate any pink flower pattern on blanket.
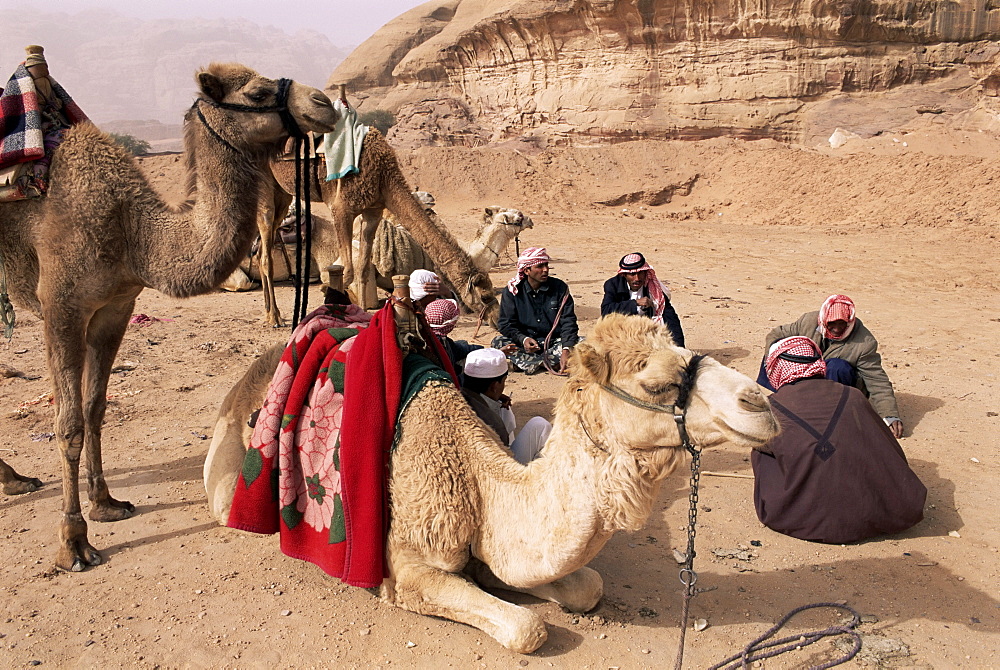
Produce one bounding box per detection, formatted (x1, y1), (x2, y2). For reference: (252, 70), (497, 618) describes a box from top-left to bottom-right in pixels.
(277, 377), (344, 533)
(251, 359), (295, 460)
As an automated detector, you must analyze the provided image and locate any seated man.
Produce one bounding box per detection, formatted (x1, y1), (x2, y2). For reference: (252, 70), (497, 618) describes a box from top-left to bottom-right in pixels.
(462, 348), (552, 464)
(759, 294), (904, 438)
(601, 252), (684, 346)
(752, 337), (926, 544)
(492, 247), (580, 374)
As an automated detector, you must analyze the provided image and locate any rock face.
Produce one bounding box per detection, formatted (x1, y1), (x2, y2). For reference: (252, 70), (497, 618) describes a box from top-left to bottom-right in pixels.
(329, 0), (1000, 147)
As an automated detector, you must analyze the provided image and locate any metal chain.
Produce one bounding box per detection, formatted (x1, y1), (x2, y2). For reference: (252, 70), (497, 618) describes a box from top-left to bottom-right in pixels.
(673, 434), (702, 670)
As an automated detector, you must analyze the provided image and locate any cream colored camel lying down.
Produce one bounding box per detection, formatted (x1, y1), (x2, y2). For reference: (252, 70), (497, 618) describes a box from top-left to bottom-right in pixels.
(204, 314), (777, 652)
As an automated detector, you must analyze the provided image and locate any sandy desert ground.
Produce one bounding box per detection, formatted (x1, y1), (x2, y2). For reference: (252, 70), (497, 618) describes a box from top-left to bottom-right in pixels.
(1, 127), (999, 669)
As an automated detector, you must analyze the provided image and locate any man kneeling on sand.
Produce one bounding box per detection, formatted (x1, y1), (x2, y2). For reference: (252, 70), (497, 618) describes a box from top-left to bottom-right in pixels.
(751, 337), (926, 544)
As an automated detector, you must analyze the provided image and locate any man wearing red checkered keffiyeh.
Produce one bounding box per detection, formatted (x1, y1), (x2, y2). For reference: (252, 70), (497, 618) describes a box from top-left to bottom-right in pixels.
(765, 337), (827, 389)
(752, 338), (926, 544)
(494, 247), (580, 374)
(601, 252), (684, 347)
(424, 298), (481, 383)
(506, 247), (550, 296)
(760, 294), (903, 438)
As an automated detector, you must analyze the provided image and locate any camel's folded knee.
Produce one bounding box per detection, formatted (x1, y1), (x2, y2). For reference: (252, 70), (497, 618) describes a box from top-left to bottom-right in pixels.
(534, 566), (604, 613)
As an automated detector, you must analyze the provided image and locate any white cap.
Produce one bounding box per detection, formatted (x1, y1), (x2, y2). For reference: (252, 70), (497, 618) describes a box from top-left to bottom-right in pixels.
(409, 269), (439, 301)
(464, 348), (508, 379)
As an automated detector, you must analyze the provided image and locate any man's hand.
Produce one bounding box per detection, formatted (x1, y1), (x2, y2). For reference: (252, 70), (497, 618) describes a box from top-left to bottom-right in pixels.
(500, 343), (519, 355)
(635, 297), (651, 308)
(499, 393), (512, 409)
(523, 337), (540, 353)
(887, 419), (904, 439)
(560, 348), (570, 372)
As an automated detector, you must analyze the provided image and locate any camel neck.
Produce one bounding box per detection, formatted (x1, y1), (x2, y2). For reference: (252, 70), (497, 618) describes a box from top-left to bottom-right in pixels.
(140, 120), (265, 297)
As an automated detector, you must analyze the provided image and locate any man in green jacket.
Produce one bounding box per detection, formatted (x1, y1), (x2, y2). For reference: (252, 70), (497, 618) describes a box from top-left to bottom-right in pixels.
(758, 294), (904, 438)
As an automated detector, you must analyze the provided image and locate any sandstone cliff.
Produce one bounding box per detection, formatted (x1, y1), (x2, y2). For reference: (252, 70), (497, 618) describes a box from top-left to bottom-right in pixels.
(329, 0), (1000, 147)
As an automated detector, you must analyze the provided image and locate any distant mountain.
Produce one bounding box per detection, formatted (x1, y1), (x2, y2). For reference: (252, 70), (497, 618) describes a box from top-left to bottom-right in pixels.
(2, 9), (349, 141)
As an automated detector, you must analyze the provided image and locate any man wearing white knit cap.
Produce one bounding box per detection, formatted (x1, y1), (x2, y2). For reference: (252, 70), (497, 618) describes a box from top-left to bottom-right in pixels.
(462, 348), (551, 464)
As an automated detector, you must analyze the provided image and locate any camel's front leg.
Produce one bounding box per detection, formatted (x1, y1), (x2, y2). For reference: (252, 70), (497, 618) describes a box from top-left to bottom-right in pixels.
(43, 307), (102, 571)
(354, 208), (382, 309)
(82, 300), (139, 522)
(328, 199), (357, 291)
(0, 457), (43, 495)
(466, 559), (604, 613)
(385, 548), (547, 653)
(258, 196), (284, 327)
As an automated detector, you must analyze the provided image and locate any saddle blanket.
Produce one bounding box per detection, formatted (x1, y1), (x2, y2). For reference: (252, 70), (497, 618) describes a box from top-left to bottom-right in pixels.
(227, 302), (456, 587)
(0, 63), (88, 200)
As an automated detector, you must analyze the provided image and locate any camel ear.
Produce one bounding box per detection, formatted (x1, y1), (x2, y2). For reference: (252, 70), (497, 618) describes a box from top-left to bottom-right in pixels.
(197, 71), (226, 102)
(484, 206), (498, 217)
(574, 342), (610, 385)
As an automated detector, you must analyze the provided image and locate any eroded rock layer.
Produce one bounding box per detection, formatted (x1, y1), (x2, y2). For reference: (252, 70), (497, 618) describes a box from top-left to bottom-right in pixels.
(329, 0), (1000, 146)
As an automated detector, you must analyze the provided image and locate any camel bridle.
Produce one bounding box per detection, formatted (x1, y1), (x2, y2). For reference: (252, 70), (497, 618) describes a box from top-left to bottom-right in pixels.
(596, 353), (704, 448)
(192, 77), (304, 149)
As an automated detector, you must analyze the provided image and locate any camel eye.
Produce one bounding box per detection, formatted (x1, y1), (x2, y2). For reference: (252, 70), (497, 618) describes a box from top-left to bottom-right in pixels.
(246, 90), (269, 103)
(642, 382), (677, 396)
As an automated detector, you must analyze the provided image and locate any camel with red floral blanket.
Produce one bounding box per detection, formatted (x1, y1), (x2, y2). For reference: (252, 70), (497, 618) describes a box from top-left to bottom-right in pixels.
(204, 312), (778, 652)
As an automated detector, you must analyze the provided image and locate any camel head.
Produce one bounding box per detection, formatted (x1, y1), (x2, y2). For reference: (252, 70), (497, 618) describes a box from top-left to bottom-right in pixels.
(560, 314), (777, 529)
(193, 63), (338, 151)
(457, 272), (500, 326)
(479, 206), (534, 237)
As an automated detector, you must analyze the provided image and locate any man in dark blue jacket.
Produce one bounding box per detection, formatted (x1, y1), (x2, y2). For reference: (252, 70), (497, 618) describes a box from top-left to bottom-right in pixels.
(601, 252), (684, 346)
(492, 247), (579, 374)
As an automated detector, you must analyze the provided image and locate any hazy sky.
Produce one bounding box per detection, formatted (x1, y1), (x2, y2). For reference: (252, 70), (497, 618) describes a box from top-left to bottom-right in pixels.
(3, 0), (432, 46)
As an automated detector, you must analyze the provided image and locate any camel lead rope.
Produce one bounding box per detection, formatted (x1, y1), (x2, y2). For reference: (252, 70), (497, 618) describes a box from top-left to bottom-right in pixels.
(674, 424), (702, 670)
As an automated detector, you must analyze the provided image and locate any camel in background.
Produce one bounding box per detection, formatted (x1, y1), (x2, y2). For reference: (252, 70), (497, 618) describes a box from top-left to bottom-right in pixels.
(0, 63), (338, 571)
(367, 203), (533, 293)
(204, 313), (778, 652)
(263, 130), (498, 323)
(220, 201), (533, 302)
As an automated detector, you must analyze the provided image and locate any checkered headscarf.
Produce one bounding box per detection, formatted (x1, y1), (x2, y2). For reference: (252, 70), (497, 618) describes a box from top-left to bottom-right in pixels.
(766, 337), (827, 390)
(424, 298), (459, 337)
(818, 294), (856, 341)
(617, 252), (671, 321)
(507, 247), (550, 295)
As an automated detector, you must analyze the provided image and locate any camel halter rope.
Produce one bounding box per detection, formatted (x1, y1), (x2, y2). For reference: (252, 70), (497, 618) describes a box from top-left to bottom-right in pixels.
(192, 78), (314, 327)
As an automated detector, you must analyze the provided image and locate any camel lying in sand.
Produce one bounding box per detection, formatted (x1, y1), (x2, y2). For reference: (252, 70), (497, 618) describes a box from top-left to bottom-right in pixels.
(204, 313), (777, 652)
(0, 63), (338, 570)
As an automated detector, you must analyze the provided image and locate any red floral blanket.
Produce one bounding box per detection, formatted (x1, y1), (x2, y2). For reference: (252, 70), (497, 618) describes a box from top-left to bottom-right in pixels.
(227, 302), (458, 588)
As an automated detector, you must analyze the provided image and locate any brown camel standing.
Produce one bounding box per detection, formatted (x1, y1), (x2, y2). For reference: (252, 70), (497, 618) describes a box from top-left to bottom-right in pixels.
(265, 130), (499, 322)
(0, 63), (338, 571)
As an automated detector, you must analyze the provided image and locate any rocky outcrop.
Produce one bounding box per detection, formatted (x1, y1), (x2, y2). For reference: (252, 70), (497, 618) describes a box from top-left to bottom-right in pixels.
(329, 0), (1000, 146)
